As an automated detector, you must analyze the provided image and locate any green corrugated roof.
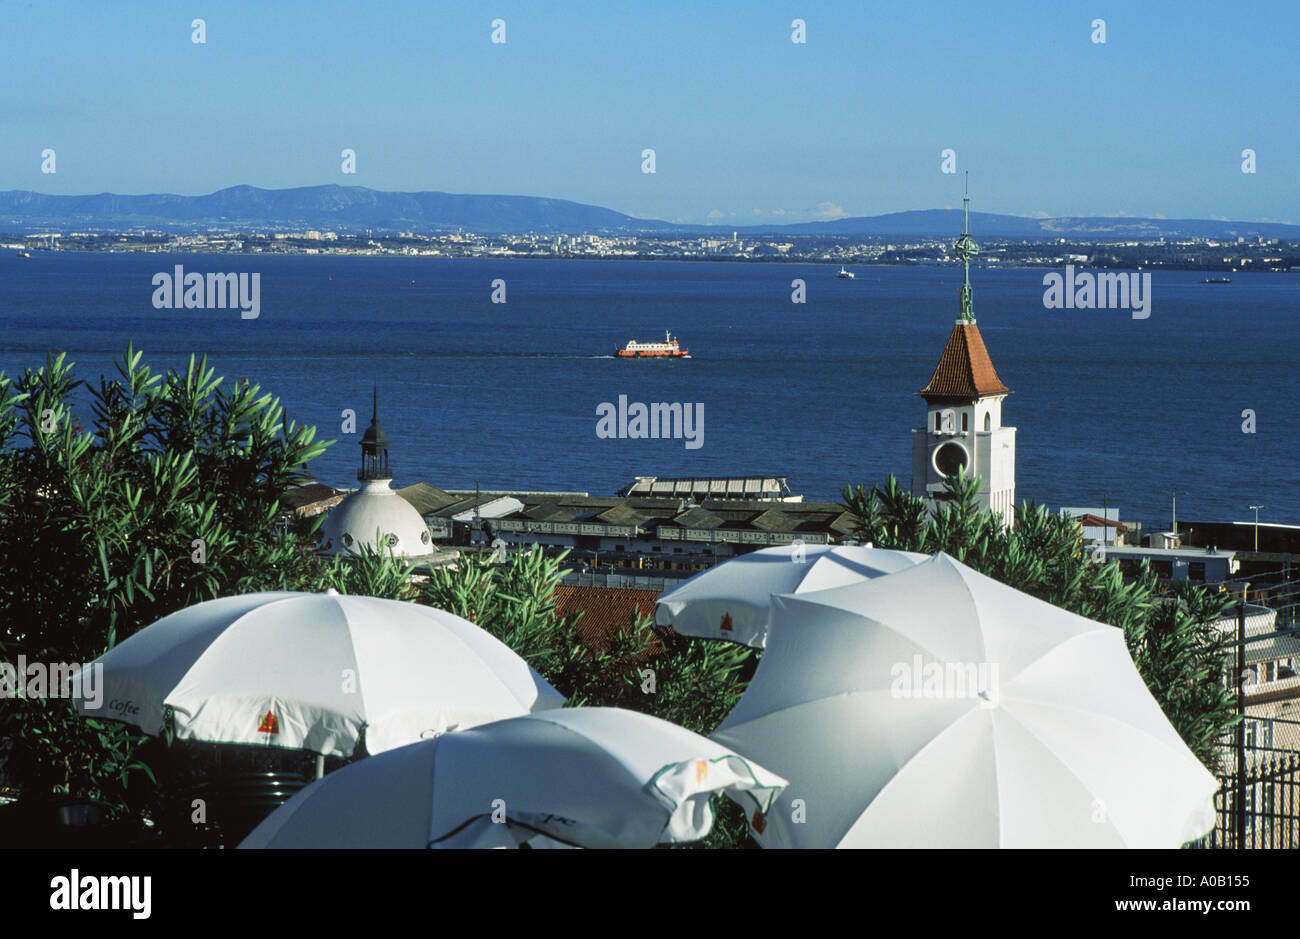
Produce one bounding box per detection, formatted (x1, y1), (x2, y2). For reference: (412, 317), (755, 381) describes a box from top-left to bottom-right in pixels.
(525, 503), (575, 522)
(749, 508), (796, 532)
(595, 503), (646, 527)
(396, 482), (460, 516)
(672, 506), (725, 529)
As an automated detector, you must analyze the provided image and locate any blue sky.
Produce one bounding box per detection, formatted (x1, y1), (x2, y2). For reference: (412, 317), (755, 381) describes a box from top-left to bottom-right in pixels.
(2, 0), (1296, 224)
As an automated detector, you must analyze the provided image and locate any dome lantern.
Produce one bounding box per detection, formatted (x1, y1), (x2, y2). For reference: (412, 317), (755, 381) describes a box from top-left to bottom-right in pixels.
(359, 383), (392, 481)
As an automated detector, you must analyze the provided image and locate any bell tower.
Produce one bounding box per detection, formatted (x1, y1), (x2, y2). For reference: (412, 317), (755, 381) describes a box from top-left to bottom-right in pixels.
(910, 183), (1017, 527)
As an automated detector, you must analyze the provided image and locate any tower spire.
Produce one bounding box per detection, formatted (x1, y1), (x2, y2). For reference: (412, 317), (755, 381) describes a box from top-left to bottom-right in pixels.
(953, 172), (978, 324)
(358, 384), (392, 481)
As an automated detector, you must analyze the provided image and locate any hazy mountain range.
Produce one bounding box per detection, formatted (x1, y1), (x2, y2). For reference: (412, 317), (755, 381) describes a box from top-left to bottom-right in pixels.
(1, 185), (1296, 240)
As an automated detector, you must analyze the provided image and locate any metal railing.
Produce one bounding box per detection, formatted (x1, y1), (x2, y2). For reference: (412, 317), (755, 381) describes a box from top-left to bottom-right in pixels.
(1194, 750), (1300, 849)
(1191, 716), (1300, 848)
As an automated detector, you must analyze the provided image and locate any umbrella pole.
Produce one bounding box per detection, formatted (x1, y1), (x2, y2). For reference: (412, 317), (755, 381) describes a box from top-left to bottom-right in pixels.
(315, 753), (325, 780)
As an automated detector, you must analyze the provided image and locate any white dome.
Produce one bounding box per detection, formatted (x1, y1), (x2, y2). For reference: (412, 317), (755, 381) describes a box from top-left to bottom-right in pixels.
(319, 478), (432, 558)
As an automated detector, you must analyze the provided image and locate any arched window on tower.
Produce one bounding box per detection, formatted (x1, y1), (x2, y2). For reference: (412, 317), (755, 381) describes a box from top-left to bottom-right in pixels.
(961, 412), (968, 432)
(934, 412), (941, 432)
(984, 412), (991, 432)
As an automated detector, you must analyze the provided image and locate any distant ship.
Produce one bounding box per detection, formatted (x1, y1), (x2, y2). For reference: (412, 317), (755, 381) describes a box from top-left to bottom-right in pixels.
(837, 266), (855, 279)
(16, 251), (31, 259)
(615, 331), (690, 358)
(1200, 276), (1231, 284)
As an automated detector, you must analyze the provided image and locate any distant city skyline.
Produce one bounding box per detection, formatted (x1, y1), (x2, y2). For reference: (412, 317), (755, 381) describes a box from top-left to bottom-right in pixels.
(3, 0), (1297, 225)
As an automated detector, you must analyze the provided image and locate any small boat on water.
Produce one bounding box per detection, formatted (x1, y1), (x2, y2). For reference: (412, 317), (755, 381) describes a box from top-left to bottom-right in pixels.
(16, 251), (31, 259)
(1200, 276), (1231, 284)
(837, 266), (855, 279)
(615, 330), (690, 359)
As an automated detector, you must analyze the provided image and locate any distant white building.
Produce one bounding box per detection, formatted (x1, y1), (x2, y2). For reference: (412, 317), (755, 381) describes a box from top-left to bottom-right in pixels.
(618, 475), (799, 502)
(1099, 545), (1238, 584)
(1214, 604), (1300, 708)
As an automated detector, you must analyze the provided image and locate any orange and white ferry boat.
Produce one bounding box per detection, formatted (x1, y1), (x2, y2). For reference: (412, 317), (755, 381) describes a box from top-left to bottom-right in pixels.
(615, 330), (691, 358)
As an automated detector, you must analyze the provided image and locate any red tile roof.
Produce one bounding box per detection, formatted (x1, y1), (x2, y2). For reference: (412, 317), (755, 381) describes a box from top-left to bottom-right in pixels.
(1076, 513), (1127, 532)
(551, 585), (673, 657)
(918, 323), (1011, 401)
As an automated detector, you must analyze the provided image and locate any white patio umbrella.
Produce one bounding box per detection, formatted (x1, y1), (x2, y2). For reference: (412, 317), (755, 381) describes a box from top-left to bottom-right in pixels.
(72, 591), (565, 766)
(654, 544), (926, 648)
(239, 707), (787, 849)
(711, 552), (1219, 848)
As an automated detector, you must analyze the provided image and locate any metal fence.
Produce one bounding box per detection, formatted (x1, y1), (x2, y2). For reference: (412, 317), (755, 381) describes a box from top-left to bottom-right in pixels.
(1189, 588), (1300, 848)
(560, 571), (688, 591)
(1192, 716), (1300, 849)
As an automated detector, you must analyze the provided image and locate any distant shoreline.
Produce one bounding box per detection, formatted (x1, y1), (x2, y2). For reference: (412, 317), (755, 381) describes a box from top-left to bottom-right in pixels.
(7, 244), (1297, 275)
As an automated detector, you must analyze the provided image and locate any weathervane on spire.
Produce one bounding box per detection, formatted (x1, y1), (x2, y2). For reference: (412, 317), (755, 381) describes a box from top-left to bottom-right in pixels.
(953, 171), (978, 324)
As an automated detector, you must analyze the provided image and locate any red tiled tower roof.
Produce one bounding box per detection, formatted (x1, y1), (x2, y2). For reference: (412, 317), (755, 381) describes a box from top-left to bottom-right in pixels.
(917, 322), (1012, 402)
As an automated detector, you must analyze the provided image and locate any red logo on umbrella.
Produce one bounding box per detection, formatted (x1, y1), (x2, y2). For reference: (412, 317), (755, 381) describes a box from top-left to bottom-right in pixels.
(752, 810), (767, 834)
(720, 612), (733, 632)
(257, 710), (279, 734)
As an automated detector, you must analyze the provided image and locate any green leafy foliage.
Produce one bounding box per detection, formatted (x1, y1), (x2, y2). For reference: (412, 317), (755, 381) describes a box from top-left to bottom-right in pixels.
(418, 545), (754, 732)
(0, 350), (332, 808)
(314, 537), (419, 601)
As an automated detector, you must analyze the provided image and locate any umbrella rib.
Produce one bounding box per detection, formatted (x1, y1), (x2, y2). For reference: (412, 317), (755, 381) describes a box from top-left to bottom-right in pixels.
(983, 705), (1127, 844)
(427, 814), (586, 849)
(1007, 625), (1115, 672)
(157, 594), (306, 714)
(166, 593), (362, 754)
(847, 707), (1122, 847)
(349, 599), (544, 736)
(412, 606), (536, 701)
(166, 592), (325, 699)
(893, 577), (1114, 682)
(947, 563), (989, 666)
(836, 707), (992, 843)
(719, 685), (945, 732)
(990, 693), (1209, 771)
(331, 595), (368, 711)
(427, 718), (625, 848)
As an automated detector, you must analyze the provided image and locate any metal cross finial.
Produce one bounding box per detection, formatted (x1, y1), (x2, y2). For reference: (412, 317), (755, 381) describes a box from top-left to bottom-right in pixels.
(953, 179), (978, 324)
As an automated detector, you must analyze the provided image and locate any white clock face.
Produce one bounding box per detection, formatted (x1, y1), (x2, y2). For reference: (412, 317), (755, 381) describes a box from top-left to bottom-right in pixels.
(933, 441), (969, 478)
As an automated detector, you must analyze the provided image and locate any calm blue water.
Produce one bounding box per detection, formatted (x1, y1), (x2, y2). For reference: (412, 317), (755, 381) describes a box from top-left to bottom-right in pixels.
(2, 252), (1297, 528)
